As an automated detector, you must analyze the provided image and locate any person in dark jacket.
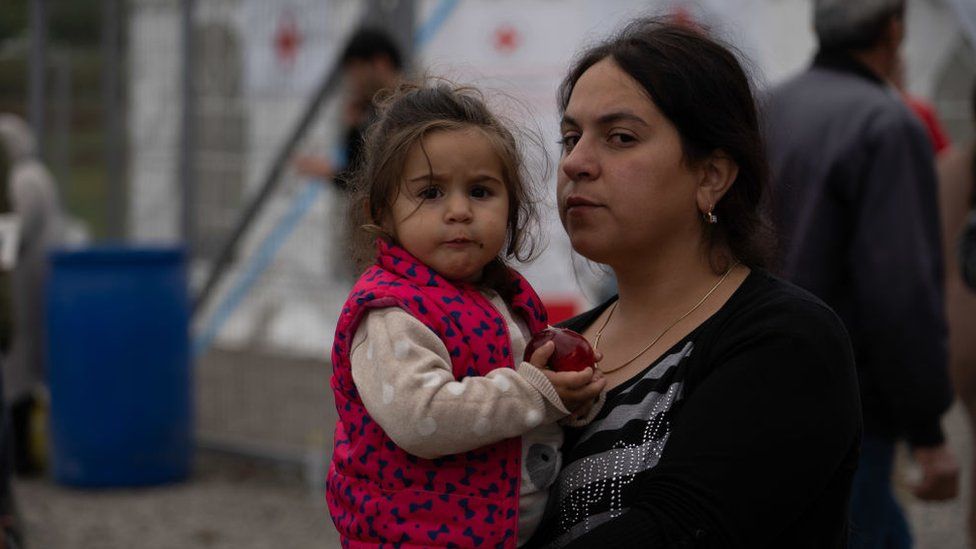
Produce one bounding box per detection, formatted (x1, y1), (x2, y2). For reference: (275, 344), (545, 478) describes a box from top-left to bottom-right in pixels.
(765, 1), (958, 547)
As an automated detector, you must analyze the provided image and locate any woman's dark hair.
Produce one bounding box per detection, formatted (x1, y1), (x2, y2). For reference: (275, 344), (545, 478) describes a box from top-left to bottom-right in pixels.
(557, 18), (775, 271)
(347, 80), (544, 298)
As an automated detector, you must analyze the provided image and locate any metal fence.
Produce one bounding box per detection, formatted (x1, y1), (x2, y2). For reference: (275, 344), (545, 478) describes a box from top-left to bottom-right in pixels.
(17, 0), (976, 475)
(125, 0), (421, 467)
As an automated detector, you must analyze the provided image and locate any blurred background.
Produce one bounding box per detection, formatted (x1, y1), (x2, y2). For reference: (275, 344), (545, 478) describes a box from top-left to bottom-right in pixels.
(0, 0), (973, 547)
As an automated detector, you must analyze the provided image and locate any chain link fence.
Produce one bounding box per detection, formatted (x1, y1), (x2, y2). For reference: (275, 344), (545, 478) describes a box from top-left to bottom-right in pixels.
(121, 0), (976, 474)
(128, 0), (383, 466)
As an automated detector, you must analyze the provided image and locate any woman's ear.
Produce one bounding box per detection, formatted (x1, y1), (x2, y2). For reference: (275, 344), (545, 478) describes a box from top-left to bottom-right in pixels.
(696, 150), (738, 218)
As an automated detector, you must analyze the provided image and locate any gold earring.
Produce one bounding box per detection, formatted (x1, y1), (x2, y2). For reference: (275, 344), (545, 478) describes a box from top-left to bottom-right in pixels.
(704, 206), (718, 224)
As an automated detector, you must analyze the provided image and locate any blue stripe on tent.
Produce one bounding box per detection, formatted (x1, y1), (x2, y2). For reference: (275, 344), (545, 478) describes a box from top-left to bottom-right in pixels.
(416, 0), (460, 47)
(193, 180), (322, 358)
(194, 0), (461, 357)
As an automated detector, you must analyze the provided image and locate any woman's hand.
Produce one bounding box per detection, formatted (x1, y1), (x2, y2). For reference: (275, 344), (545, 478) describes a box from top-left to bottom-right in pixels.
(528, 341), (606, 414)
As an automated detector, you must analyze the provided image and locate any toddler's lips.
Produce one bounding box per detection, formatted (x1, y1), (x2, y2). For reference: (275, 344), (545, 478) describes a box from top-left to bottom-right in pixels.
(444, 238), (478, 247)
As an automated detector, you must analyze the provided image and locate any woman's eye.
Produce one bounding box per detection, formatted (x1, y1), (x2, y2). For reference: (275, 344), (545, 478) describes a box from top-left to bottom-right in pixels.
(558, 134), (580, 152)
(609, 132), (637, 145)
(418, 186), (442, 200)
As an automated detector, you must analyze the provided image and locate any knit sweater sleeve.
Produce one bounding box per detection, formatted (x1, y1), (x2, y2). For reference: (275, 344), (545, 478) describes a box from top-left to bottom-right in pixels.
(350, 307), (569, 459)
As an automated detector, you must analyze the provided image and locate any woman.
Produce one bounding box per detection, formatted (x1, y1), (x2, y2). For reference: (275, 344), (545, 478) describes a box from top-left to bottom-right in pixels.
(532, 19), (861, 548)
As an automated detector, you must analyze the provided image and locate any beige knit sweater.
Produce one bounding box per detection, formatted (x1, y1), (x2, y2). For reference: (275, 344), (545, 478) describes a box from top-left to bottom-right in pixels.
(349, 290), (599, 544)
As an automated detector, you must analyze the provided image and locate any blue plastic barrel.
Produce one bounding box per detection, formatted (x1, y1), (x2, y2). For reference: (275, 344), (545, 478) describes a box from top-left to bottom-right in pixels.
(46, 246), (192, 487)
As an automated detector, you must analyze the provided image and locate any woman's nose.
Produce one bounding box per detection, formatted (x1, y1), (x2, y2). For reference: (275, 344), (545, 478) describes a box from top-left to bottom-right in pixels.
(560, 139), (598, 181)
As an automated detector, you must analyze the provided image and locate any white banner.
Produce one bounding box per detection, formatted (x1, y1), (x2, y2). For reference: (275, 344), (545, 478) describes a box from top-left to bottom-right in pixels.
(946, 0), (976, 51)
(241, 0), (338, 97)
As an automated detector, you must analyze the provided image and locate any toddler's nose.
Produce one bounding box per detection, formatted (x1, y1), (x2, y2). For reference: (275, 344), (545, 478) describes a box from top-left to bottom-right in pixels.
(445, 194), (473, 222)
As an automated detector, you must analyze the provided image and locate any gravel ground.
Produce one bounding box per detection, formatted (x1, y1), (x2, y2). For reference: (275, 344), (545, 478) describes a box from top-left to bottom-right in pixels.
(14, 407), (974, 549)
(11, 340), (975, 548)
(13, 451), (339, 549)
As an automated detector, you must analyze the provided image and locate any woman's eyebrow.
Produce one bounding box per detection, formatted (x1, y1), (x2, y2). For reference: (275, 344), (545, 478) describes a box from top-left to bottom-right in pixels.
(596, 112), (649, 127)
(561, 112), (649, 128)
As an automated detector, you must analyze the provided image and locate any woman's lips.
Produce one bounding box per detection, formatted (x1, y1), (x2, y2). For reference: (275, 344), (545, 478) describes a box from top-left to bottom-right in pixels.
(565, 195), (601, 214)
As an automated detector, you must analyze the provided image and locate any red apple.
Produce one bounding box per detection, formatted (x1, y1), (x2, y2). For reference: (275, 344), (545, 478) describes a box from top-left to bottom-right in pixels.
(523, 327), (596, 372)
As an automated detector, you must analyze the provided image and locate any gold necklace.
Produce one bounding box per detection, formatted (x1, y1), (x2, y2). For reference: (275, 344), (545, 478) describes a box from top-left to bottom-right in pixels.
(593, 261), (738, 374)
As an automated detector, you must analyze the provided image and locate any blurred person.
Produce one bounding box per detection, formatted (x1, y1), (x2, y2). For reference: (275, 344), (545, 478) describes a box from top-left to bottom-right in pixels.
(294, 27), (404, 283)
(0, 138), (24, 549)
(938, 80), (976, 542)
(293, 27), (404, 189)
(530, 18), (860, 548)
(326, 81), (605, 547)
(890, 54), (951, 156)
(765, 1), (958, 547)
(0, 113), (64, 476)
(0, 372), (23, 549)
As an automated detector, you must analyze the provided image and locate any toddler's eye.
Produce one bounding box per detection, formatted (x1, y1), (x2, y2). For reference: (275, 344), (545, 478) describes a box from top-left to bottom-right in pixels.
(470, 186), (491, 199)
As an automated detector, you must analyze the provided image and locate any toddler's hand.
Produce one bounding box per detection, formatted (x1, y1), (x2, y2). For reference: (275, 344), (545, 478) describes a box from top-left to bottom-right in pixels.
(569, 367), (605, 420)
(525, 341), (604, 371)
(543, 370), (605, 415)
(527, 341), (605, 413)
(527, 340), (556, 370)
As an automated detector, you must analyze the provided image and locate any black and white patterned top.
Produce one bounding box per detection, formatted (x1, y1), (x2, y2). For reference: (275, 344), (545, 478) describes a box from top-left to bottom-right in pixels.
(535, 270), (862, 549)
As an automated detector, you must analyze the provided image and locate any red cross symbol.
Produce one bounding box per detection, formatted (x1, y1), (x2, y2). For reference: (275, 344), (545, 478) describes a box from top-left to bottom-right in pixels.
(273, 10), (302, 67)
(493, 24), (520, 54)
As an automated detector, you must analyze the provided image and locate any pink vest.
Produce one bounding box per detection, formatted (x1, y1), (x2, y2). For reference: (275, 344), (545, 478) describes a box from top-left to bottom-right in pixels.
(327, 240), (548, 548)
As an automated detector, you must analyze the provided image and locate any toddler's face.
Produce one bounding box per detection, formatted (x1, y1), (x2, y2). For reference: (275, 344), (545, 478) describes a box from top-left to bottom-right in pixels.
(388, 127), (510, 282)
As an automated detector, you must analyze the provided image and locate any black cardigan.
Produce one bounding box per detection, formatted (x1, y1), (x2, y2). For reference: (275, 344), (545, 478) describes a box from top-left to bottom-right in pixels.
(532, 270), (861, 548)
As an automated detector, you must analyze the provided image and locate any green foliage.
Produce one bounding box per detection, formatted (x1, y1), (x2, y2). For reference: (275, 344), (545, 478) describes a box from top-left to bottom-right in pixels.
(0, 0), (114, 241)
(0, 0), (101, 47)
(49, 0), (101, 47)
(0, 0), (28, 44)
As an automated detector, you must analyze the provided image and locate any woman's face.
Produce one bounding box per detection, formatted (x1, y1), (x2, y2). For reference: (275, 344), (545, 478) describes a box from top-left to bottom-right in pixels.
(557, 58), (704, 266)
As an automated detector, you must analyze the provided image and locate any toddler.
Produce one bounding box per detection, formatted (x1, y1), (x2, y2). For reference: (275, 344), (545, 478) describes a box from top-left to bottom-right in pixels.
(326, 81), (605, 548)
